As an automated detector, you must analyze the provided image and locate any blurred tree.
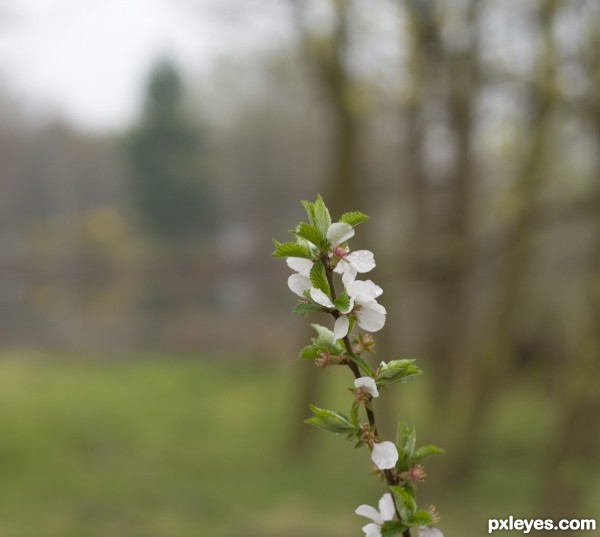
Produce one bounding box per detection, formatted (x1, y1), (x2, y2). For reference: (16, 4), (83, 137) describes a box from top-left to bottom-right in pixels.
(444, 0), (560, 480)
(128, 59), (215, 239)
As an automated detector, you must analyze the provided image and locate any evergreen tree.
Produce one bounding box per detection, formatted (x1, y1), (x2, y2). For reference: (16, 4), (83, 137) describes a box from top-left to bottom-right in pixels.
(128, 59), (214, 238)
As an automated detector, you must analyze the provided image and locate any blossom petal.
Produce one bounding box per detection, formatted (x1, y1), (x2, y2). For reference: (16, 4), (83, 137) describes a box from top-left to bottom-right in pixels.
(288, 274), (311, 297)
(371, 441), (399, 470)
(346, 250), (375, 273)
(356, 301), (386, 332)
(347, 279), (383, 301)
(355, 505), (384, 525)
(354, 377), (379, 398)
(286, 257), (313, 277)
(310, 288), (334, 308)
(378, 493), (396, 521)
(418, 528), (444, 537)
(333, 258), (355, 278)
(327, 222), (355, 247)
(340, 269), (357, 288)
(362, 523), (383, 537)
(333, 315), (350, 340)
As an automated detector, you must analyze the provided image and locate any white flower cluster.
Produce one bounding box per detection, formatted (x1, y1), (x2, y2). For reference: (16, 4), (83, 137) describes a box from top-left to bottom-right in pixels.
(286, 221), (386, 340)
(355, 493), (444, 537)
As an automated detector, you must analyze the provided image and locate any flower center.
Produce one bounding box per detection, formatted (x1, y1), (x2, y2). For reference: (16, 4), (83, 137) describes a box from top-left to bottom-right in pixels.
(354, 389), (370, 405)
(332, 246), (347, 259)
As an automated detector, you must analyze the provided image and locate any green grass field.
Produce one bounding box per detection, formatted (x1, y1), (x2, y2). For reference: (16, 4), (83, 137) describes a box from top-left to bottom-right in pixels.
(0, 356), (596, 537)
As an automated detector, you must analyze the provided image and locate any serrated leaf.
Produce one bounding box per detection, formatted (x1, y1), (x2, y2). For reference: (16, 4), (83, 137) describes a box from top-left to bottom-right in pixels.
(313, 194), (332, 236)
(292, 302), (324, 317)
(333, 292), (351, 313)
(310, 261), (330, 296)
(272, 240), (313, 259)
(339, 211), (369, 227)
(301, 200), (316, 225)
(390, 486), (417, 522)
(411, 445), (445, 463)
(308, 324), (345, 355)
(298, 345), (320, 360)
(377, 360), (422, 386)
(407, 510), (434, 528)
(305, 405), (356, 434)
(380, 520), (405, 537)
(295, 222), (327, 249)
(311, 323), (336, 344)
(396, 421), (416, 460)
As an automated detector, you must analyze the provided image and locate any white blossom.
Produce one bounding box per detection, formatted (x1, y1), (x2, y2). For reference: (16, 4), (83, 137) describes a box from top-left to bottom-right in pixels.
(333, 315), (350, 340)
(354, 377), (379, 398)
(286, 257), (313, 277)
(333, 274), (386, 338)
(286, 257), (313, 297)
(326, 222), (355, 247)
(371, 441), (398, 470)
(418, 527), (444, 537)
(334, 249), (376, 280)
(309, 288), (334, 308)
(355, 493), (396, 537)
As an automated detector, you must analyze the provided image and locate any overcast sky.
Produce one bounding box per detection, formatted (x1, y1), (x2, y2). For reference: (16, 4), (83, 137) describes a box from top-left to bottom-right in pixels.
(0, 0), (290, 131)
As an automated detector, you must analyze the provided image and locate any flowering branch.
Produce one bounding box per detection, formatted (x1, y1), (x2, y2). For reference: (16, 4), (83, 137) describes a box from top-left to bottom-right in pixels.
(273, 195), (444, 537)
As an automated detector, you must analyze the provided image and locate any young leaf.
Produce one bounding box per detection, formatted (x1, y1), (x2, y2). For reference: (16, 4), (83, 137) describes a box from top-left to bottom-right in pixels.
(349, 401), (359, 428)
(292, 301), (324, 317)
(333, 291), (351, 313)
(411, 445), (445, 463)
(339, 211), (369, 227)
(390, 485), (417, 522)
(377, 360), (422, 386)
(311, 323), (336, 344)
(272, 240), (313, 259)
(298, 345), (320, 360)
(310, 261), (330, 296)
(295, 222), (327, 249)
(313, 194), (332, 237)
(380, 520), (405, 537)
(396, 421), (417, 460)
(304, 405), (356, 434)
(407, 510), (434, 528)
(301, 200), (316, 225)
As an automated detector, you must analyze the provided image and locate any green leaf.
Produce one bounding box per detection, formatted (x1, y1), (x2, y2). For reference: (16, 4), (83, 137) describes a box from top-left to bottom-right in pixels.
(311, 323), (335, 344)
(407, 510), (434, 528)
(307, 324), (345, 355)
(396, 421), (417, 460)
(377, 360), (422, 386)
(411, 445), (445, 463)
(349, 401), (359, 428)
(295, 222), (327, 249)
(380, 520), (405, 537)
(298, 345), (320, 360)
(272, 240), (313, 259)
(301, 200), (316, 225)
(292, 301), (324, 317)
(313, 194), (332, 237)
(339, 211), (369, 227)
(346, 353), (375, 377)
(310, 261), (330, 297)
(333, 292), (351, 313)
(390, 485), (417, 522)
(304, 405), (356, 434)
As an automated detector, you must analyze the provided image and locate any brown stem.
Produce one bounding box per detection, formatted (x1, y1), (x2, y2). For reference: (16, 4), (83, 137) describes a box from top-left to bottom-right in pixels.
(324, 260), (410, 536)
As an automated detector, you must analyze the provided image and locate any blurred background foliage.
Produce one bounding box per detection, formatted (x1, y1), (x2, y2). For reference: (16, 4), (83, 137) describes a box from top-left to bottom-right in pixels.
(0, 1), (599, 536)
